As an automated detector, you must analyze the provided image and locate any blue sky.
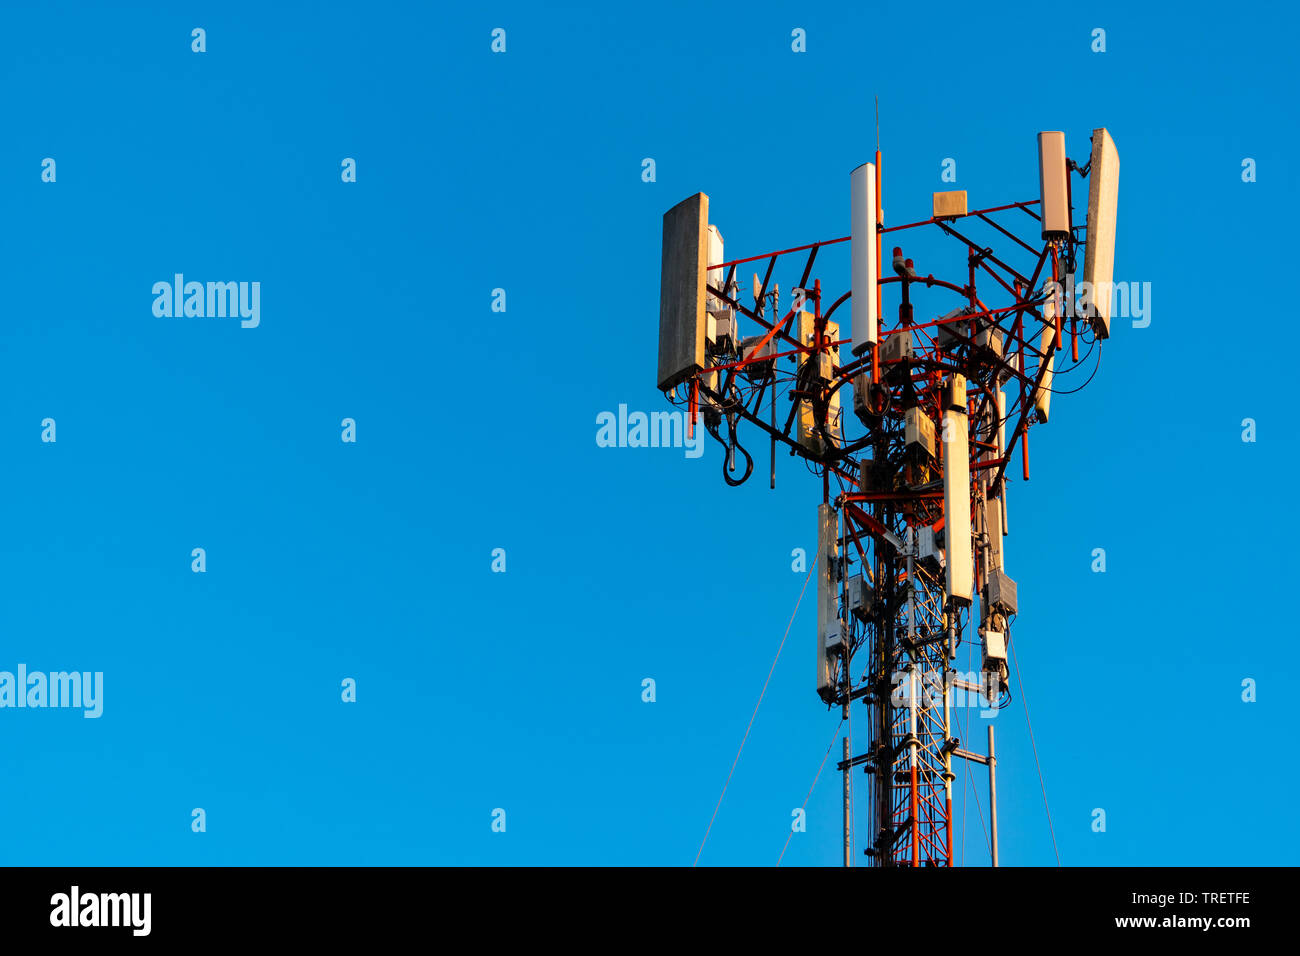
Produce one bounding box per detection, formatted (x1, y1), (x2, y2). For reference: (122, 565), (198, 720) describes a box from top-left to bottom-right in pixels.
(0, 0), (1291, 865)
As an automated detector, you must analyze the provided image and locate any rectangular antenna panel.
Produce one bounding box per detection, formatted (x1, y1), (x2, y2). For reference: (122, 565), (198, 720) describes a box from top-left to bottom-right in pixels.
(1083, 128), (1120, 339)
(932, 190), (967, 219)
(657, 193), (709, 391)
(706, 224), (728, 316)
(1034, 324), (1055, 423)
(985, 494), (1004, 571)
(1037, 132), (1070, 239)
(942, 399), (974, 606)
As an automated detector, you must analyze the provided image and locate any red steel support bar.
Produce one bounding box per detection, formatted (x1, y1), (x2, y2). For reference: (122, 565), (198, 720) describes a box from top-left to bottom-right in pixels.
(707, 237), (849, 273)
(704, 200), (1040, 272)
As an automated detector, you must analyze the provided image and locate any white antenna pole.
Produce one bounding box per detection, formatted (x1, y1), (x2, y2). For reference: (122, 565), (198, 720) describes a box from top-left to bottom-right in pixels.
(850, 164), (879, 355)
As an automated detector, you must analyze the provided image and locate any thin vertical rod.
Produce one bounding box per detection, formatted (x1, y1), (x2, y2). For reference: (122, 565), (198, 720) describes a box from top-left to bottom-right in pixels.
(843, 736), (852, 867)
(769, 372), (776, 489)
(988, 724), (999, 867)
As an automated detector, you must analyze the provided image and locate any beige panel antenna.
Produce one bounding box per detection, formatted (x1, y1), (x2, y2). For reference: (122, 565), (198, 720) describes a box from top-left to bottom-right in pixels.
(1083, 128), (1120, 339)
(1037, 132), (1070, 239)
(657, 193), (709, 391)
(932, 190), (967, 219)
(1034, 323), (1055, 423)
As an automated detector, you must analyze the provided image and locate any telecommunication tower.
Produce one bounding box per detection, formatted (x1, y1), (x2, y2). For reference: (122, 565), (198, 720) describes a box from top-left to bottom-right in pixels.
(657, 129), (1120, 866)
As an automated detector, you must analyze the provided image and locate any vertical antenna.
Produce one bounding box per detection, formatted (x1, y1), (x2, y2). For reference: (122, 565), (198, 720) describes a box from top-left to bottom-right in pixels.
(873, 96), (883, 385)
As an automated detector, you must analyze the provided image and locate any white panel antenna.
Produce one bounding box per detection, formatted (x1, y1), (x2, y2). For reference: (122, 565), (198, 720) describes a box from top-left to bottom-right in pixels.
(942, 375), (973, 605)
(1036, 132), (1070, 240)
(850, 163), (879, 355)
